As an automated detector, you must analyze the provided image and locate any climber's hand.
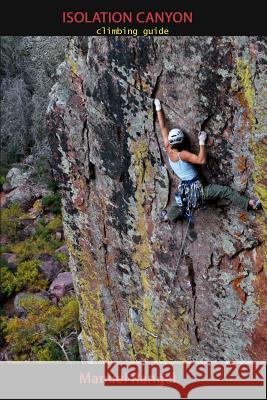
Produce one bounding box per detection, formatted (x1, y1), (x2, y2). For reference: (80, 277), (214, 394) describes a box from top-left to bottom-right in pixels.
(154, 98), (162, 112)
(198, 131), (207, 146)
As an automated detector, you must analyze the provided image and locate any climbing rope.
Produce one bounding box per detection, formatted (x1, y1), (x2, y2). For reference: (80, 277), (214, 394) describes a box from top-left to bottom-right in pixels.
(146, 218), (191, 358)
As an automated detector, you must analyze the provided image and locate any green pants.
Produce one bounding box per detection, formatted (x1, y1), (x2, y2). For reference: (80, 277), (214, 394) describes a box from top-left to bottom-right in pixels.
(168, 183), (249, 223)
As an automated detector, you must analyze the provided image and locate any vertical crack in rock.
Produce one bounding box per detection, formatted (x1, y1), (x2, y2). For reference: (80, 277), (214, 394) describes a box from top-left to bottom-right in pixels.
(186, 255), (200, 343)
(83, 118), (96, 182)
(151, 66), (163, 99)
(102, 216), (121, 325)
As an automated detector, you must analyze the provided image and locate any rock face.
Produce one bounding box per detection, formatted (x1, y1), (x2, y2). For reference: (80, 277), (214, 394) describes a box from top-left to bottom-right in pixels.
(3, 167), (52, 209)
(49, 272), (73, 299)
(47, 37), (266, 361)
(1, 253), (18, 272)
(39, 255), (62, 282)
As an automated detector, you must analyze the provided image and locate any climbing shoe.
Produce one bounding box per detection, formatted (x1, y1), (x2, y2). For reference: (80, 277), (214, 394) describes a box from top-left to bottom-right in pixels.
(249, 198), (262, 211)
(188, 229), (197, 242)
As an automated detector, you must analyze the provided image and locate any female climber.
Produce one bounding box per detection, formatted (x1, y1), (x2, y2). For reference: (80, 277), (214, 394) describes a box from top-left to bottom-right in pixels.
(154, 98), (262, 227)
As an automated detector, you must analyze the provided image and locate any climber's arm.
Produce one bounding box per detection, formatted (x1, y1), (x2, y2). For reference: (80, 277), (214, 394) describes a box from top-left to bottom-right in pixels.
(180, 131), (207, 165)
(154, 99), (169, 149)
(180, 147), (206, 165)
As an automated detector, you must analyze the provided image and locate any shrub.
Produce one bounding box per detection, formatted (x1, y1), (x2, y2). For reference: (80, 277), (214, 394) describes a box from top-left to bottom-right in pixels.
(0, 244), (11, 254)
(0, 175), (6, 189)
(0, 266), (16, 296)
(4, 316), (44, 358)
(54, 252), (69, 265)
(0, 315), (9, 346)
(0, 256), (9, 269)
(0, 260), (48, 297)
(4, 295), (80, 361)
(32, 199), (43, 214)
(34, 346), (54, 361)
(46, 215), (62, 232)
(0, 203), (25, 241)
(10, 235), (62, 262)
(18, 294), (51, 315)
(42, 193), (61, 215)
(34, 223), (50, 240)
(15, 260), (48, 292)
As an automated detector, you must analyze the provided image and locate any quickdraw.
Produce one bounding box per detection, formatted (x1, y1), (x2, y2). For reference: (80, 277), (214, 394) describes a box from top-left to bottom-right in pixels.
(176, 175), (204, 220)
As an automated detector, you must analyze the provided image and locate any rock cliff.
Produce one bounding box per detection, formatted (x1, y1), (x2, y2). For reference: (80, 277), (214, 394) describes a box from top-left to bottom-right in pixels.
(47, 36), (266, 361)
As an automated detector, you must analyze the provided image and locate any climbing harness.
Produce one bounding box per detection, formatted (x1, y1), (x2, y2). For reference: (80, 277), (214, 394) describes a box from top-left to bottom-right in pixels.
(249, 198), (262, 211)
(159, 209), (169, 222)
(176, 175), (204, 222)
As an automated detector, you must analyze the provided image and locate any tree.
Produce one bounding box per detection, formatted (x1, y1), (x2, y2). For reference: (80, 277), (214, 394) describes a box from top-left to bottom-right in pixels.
(3, 295), (80, 361)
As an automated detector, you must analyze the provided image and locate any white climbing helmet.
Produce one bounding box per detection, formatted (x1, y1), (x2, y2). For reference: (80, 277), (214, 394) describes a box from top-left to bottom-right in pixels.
(168, 128), (184, 145)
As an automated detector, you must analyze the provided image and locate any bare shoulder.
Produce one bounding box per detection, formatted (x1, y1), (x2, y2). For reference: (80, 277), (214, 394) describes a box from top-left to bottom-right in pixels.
(168, 147), (180, 162)
(179, 150), (192, 161)
(164, 142), (171, 152)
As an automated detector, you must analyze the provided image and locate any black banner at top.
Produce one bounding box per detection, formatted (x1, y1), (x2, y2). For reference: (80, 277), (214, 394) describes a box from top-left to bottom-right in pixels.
(0, 0), (266, 36)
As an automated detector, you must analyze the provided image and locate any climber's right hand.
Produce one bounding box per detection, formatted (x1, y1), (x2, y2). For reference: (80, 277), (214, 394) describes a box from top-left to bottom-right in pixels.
(154, 99), (161, 112)
(198, 131), (207, 146)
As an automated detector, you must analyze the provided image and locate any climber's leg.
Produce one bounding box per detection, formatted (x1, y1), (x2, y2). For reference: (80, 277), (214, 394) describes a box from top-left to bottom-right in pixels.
(203, 184), (249, 210)
(168, 203), (183, 223)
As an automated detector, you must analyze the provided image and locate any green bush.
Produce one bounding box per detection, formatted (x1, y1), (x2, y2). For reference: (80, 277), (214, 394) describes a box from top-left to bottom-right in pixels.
(42, 193), (61, 215)
(0, 175), (6, 189)
(10, 235), (62, 262)
(46, 215), (62, 232)
(0, 259), (48, 297)
(4, 295), (80, 361)
(55, 252), (68, 265)
(0, 244), (12, 254)
(32, 215), (62, 240)
(0, 203), (26, 241)
(0, 256), (9, 269)
(15, 260), (48, 292)
(0, 266), (16, 296)
(34, 223), (50, 240)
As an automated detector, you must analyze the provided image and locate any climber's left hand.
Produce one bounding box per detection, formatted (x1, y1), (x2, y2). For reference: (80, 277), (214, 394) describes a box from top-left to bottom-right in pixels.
(198, 131), (207, 145)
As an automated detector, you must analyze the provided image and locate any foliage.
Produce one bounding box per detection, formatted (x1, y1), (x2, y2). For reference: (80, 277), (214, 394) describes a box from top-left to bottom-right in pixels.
(54, 252), (69, 265)
(32, 199), (43, 214)
(15, 260), (48, 292)
(33, 215), (62, 240)
(0, 260), (48, 297)
(0, 266), (17, 297)
(0, 203), (26, 241)
(0, 255), (9, 269)
(34, 223), (50, 241)
(0, 244), (11, 253)
(0, 175), (6, 188)
(10, 235), (62, 262)
(3, 295), (80, 361)
(0, 315), (9, 346)
(0, 36), (67, 169)
(42, 193), (61, 215)
(46, 215), (62, 232)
